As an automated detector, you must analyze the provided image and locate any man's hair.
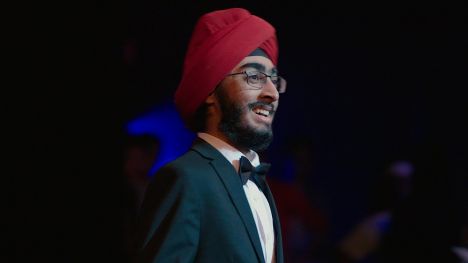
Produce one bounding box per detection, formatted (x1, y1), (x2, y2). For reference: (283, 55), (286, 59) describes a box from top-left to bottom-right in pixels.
(185, 85), (225, 133)
(186, 102), (209, 133)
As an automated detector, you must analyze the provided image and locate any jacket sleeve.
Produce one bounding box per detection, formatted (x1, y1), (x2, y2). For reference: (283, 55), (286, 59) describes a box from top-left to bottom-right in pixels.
(133, 166), (201, 263)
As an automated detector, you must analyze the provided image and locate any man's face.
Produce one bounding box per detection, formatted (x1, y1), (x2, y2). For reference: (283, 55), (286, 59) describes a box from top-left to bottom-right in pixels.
(215, 55), (280, 152)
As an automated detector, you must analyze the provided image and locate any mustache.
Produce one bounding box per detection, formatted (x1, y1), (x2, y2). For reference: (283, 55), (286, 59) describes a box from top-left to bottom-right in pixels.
(248, 101), (276, 113)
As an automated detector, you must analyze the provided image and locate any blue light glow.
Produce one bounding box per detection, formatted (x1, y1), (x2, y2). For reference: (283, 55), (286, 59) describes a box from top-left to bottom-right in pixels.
(126, 101), (195, 176)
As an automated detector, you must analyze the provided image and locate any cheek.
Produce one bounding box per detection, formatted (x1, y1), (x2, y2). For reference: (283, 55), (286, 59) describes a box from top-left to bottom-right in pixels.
(230, 92), (251, 108)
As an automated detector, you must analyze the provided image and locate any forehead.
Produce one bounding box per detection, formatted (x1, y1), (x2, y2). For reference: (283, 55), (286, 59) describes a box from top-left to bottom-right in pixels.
(231, 56), (276, 74)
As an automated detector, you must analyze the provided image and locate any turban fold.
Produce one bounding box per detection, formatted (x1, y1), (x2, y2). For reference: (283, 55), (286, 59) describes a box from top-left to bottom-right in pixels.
(174, 8), (278, 121)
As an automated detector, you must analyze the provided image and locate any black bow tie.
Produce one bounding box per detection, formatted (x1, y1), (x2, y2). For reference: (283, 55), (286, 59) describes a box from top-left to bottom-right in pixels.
(239, 156), (271, 185)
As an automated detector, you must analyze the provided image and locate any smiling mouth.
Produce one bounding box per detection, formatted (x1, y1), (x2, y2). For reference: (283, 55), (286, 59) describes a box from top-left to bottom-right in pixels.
(253, 108), (271, 117)
(251, 103), (275, 119)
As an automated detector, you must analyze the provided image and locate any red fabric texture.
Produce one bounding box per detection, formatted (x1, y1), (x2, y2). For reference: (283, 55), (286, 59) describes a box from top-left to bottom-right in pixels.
(174, 8), (278, 121)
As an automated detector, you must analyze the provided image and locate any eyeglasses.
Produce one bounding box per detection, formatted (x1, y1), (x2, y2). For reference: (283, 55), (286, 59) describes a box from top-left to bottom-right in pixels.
(226, 71), (287, 94)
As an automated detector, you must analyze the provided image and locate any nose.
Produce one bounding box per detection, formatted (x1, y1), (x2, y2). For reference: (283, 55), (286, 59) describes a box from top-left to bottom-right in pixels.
(260, 77), (280, 102)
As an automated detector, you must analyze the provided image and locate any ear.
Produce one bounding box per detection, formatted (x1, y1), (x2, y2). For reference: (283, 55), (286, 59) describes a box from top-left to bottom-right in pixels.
(205, 91), (217, 105)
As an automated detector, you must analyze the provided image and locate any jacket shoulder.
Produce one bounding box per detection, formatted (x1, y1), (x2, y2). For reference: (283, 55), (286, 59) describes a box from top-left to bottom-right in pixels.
(151, 149), (215, 185)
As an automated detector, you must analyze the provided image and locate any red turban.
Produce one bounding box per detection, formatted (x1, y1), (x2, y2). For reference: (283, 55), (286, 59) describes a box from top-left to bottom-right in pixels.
(174, 8), (278, 122)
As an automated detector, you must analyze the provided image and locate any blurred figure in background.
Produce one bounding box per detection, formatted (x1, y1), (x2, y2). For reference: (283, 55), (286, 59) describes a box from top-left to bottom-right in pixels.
(333, 158), (414, 263)
(269, 137), (329, 262)
(123, 134), (160, 211)
(122, 133), (160, 260)
(377, 142), (466, 263)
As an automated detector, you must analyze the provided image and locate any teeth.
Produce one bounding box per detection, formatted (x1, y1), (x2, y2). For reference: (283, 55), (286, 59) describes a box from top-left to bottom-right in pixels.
(254, 109), (269, 117)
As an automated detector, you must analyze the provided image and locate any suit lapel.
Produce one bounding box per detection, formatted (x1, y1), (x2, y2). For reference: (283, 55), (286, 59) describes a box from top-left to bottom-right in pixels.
(261, 180), (284, 263)
(192, 139), (265, 263)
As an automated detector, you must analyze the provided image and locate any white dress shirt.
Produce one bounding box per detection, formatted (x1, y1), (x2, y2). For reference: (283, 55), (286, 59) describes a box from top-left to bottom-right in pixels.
(198, 133), (276, 263)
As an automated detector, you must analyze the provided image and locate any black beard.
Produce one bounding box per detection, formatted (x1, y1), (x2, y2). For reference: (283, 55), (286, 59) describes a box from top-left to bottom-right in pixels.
(216, 91), (273, 152)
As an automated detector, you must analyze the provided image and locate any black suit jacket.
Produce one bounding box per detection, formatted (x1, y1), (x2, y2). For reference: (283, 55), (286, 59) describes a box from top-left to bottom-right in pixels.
(133, 138), (283, 263)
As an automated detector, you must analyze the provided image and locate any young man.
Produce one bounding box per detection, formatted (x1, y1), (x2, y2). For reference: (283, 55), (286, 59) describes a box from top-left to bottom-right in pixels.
(133, 8), (287, 263)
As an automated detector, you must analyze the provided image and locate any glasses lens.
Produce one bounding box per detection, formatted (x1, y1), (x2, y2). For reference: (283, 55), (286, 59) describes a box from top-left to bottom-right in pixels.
(270, 75), (279, 87)
(278, 77), (287, 93)
(246, 72), (264, 88)
(244, 72), (286, 93)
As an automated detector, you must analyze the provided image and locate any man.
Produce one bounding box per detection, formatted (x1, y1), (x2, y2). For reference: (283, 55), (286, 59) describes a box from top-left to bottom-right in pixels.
(133, 8), (286, 263)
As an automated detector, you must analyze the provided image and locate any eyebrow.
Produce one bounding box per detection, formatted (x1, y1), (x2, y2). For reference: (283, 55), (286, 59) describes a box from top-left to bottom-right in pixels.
(238, 62), (278, 75)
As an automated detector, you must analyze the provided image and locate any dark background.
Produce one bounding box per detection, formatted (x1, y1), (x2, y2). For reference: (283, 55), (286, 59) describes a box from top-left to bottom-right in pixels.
(16, 1), (466, 262)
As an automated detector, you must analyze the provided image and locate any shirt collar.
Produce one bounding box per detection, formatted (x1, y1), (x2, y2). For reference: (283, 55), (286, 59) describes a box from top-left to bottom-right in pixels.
(197, 132), (260, 172)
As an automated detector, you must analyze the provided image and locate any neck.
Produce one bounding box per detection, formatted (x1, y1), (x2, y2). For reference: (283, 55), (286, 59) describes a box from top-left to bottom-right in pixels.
(202, 130), (250, 155)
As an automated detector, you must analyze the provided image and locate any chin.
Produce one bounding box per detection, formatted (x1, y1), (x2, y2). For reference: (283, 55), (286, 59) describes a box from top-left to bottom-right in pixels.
(251, 125), (272, 135)
(220, 120), (273, 152)
(245, 114), (274, 130)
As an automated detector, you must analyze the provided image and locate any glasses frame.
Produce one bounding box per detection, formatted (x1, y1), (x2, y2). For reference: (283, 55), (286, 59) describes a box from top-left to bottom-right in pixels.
(226, 71), (287, 94)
